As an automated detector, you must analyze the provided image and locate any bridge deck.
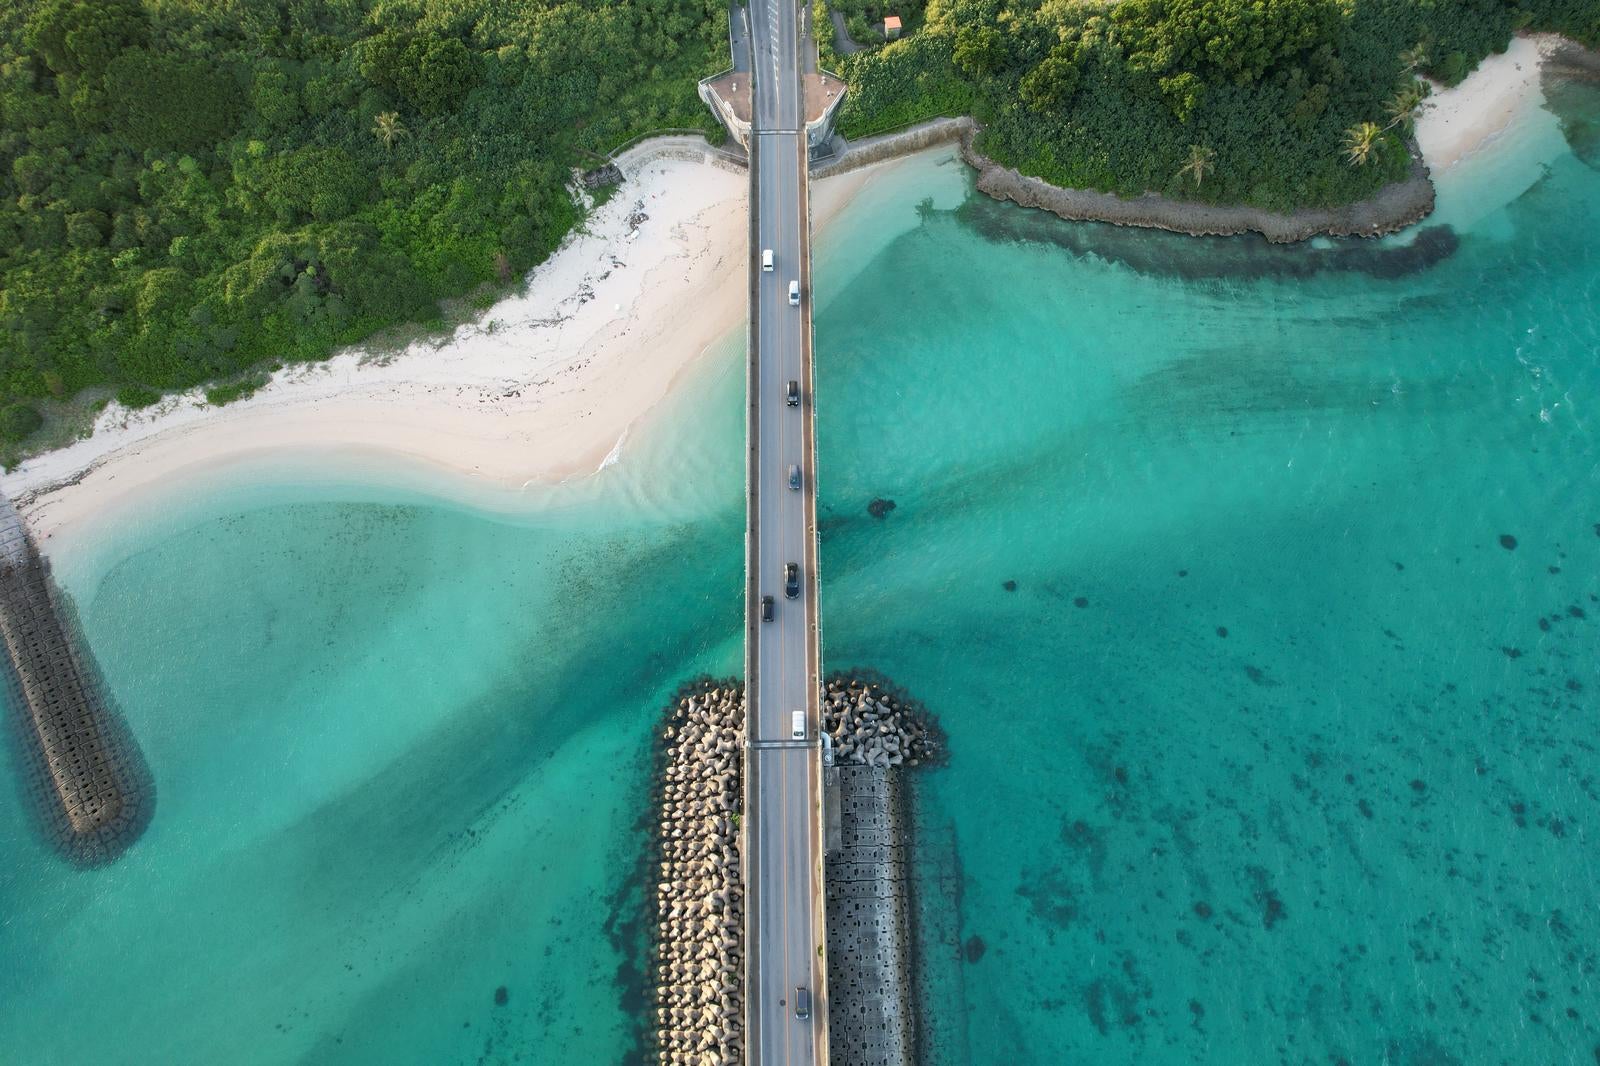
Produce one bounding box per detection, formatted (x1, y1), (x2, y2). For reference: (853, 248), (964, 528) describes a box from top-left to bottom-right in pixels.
(743, 0), (829, 1063)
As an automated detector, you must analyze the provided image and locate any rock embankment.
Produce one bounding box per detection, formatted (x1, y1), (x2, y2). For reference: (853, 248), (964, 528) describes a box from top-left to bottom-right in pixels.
(652, 680), (745, 1066)
(0, 495), (153, 866)
(822, 675), (944, 769)
(811, 114), (1438, 243)
(963, 130), (1436, 244)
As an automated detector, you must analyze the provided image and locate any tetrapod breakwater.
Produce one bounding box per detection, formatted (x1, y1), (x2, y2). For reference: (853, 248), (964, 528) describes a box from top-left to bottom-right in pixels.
(821, 674), (944, 770)
(651, 679), (746, 1065)
(821, 675), (944, 1066)
(0, 496), (153, 865)
(648, 674), (944, 1066)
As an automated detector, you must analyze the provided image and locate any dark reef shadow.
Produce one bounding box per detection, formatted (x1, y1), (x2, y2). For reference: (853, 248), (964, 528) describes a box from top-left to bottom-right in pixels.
(949, 193), (1460, 282)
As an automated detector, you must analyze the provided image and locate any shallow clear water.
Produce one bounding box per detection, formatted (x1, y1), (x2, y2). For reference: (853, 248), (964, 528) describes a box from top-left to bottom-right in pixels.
(2, 69), (1598, 1066)
(814, 75), (1600, 1064)
(0, 348), (747, 1064)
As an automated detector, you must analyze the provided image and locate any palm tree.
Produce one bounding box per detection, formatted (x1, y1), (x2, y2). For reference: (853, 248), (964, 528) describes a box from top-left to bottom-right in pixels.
(1176, 144), (1215, 189)
(373, 111), (408, 151)
(1384, 82), (1428, 132)
(1399, 42), (1431, 75)
(1343, 122), (1382, 167)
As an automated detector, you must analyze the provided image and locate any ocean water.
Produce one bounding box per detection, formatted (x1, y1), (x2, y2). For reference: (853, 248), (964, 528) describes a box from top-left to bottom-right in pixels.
(0, 343), (747, 1064)
(813, 72), (1600, 1065)
(3, 69), (1598, 1066)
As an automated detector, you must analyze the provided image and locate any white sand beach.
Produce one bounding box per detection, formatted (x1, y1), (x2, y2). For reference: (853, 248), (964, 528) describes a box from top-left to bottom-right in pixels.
(2, 148), (880, 548)
(1415, 34), (1557, 172)
(2, 34), (1571, 549)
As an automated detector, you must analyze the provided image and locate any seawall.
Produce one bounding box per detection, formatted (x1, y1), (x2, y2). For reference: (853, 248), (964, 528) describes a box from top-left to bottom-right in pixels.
(812, 117), (976, 181)
(825, 765), (915, 1066)
(0, 496), (153, 865)
(819, 676), (945, 1066)
(611, 134), (749, 180)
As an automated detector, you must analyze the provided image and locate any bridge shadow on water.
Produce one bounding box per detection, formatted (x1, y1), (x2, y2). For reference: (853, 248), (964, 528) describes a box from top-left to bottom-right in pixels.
(905, 779), (973, 1066)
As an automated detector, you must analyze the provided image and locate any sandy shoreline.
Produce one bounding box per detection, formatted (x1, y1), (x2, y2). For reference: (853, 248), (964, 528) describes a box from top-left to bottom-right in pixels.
(982, 34), (1565, 241)
(0, 36), (1570, 548)
(3, 148), (881, 549)
(820, 34), (1564, 243)
(1414, 35), (1561, 171)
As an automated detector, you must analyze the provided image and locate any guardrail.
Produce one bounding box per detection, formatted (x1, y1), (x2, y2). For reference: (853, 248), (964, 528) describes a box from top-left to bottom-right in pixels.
(740, 135), (762, 1066)
(798, 133), (833, 1066)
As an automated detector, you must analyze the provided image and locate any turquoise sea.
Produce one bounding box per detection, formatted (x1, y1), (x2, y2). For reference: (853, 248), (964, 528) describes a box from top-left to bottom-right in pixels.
(815, 71), (1600, 1065)
(4, 67), (1599, 1065)
(0, 352), (749, 1064)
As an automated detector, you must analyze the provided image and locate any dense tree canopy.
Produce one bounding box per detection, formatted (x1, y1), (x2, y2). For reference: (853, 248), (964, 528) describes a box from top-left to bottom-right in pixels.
(0, 0), (728, 453)
(827, 0), (1600, 211)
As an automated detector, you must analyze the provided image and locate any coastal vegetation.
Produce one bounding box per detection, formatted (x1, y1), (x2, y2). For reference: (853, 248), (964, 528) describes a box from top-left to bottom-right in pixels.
(0, 0), (729, 455)
(828, 0), (930, 45)
(825, 0), (1600, 201)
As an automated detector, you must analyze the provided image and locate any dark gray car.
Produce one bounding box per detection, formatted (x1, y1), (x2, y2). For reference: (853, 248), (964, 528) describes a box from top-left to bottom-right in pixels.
(787, 464), (801, 490)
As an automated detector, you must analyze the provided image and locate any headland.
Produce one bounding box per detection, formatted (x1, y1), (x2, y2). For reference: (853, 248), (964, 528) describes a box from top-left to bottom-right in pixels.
(818, 34), (1568, 243)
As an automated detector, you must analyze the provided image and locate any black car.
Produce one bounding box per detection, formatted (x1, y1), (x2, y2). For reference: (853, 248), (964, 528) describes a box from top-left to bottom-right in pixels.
(783, 563), (800, 600)
(761, 595), (774, 622)
(794, 985), (810, 1020)
(786, 379), (799, 406)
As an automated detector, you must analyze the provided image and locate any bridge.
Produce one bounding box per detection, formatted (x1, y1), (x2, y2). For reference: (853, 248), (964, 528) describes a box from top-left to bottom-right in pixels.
(701, 1), (846, 1062)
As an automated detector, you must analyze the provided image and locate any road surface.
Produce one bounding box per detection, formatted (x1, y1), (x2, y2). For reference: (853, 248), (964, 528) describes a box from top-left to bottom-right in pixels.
(745, 0), (826, 1063)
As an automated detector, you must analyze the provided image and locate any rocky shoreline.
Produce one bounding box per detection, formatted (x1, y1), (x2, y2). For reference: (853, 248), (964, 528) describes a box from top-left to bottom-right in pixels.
(817, 116), (1436, 244)
(965, 134), (1436, 245)
(1546, 35), (1600, 78)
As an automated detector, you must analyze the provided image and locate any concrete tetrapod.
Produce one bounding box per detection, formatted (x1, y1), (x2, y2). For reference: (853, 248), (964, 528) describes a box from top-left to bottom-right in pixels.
(821, 675), (945, 768)
(648, 674), (946, 1064)
(0, 495), (153, 865)
(651, 680), (746, 1066)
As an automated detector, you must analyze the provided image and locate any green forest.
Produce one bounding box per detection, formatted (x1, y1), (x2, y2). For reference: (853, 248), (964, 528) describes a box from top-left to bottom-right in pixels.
(827, 0), (1600, 206)
(828, 0), (930, 46)
(0, 0), (728, 455)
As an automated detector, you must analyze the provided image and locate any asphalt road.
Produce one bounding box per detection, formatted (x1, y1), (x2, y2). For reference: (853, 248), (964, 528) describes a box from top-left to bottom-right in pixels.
(746, 0), (825, 1062)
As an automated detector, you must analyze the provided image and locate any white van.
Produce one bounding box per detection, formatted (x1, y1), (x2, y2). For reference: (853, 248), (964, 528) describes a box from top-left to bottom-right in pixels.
(762, 248), (774, 272)
(788, 280), (800, 306)
(790, 711), (806, 740)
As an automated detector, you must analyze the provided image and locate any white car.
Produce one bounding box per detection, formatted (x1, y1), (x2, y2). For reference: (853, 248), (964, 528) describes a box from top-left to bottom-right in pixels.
(790, 711), (807, 740)
(762, 248), (774, 271)
(788, 280), (800, 306)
